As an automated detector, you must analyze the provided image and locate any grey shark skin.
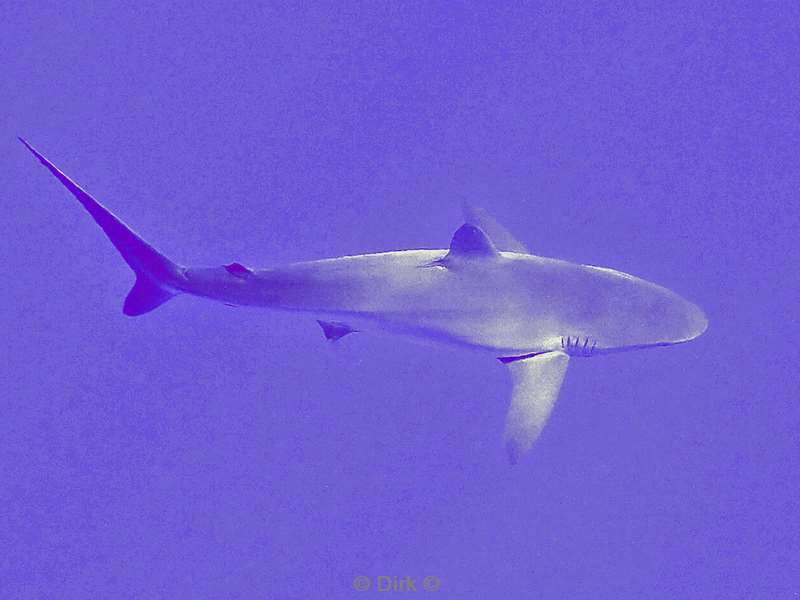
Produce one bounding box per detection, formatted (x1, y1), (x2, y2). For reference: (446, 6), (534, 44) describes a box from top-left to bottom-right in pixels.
(20, 138), (708, 464)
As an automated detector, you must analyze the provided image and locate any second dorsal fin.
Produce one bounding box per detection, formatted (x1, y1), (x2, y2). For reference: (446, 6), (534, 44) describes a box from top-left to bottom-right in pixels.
(224, 262), (252, 278)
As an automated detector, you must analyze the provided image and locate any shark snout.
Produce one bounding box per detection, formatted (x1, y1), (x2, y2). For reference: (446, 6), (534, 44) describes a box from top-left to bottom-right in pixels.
(634, 283), (709, 348)
(683, 299), (708, 340)
(670, 294), (708, 344)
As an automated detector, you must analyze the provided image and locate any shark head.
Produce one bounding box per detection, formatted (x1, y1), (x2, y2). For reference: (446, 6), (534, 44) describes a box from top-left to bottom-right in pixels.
(578, 265), (708, 354)
(635, 286), (708, 348)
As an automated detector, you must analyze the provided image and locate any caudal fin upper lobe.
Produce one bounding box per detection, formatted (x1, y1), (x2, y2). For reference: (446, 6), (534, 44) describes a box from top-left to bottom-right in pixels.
(20, 138), (183, 316)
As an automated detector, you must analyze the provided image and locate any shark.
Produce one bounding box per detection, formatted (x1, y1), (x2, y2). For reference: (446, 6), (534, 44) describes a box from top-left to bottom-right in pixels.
(20, 138), (708, 463)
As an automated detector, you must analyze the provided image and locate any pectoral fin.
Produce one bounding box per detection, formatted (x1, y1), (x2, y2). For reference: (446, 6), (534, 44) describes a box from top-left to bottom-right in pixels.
(502, 350), (570, 464)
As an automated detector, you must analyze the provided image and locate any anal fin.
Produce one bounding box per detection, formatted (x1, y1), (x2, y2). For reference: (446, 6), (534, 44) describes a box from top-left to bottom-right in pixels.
(317, 320), (357, 341)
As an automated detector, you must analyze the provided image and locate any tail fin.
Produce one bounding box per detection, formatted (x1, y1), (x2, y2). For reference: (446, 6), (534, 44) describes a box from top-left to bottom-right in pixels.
(19, 138), (183, 316)
(123, 276), (175, 316)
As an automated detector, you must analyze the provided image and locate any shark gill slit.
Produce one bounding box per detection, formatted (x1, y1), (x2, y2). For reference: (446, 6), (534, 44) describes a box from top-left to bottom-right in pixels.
(561, 335), (598, 357)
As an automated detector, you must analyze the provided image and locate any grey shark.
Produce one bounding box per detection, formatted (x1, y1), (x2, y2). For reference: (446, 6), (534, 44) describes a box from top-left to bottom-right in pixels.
(20, 138), (708, 463)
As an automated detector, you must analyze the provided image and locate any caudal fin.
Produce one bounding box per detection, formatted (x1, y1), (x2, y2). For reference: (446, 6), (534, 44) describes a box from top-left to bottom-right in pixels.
(20, 138), (183, 316)
(123, 276), (176, 316)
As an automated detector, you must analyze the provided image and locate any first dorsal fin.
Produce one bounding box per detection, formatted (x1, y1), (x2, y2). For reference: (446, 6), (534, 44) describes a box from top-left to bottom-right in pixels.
(445, 224), (500, 260)
(462, 204), (529, 254)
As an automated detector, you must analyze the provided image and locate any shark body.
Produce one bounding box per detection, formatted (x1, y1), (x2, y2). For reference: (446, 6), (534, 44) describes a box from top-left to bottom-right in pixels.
(21, 139), (708, 463)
